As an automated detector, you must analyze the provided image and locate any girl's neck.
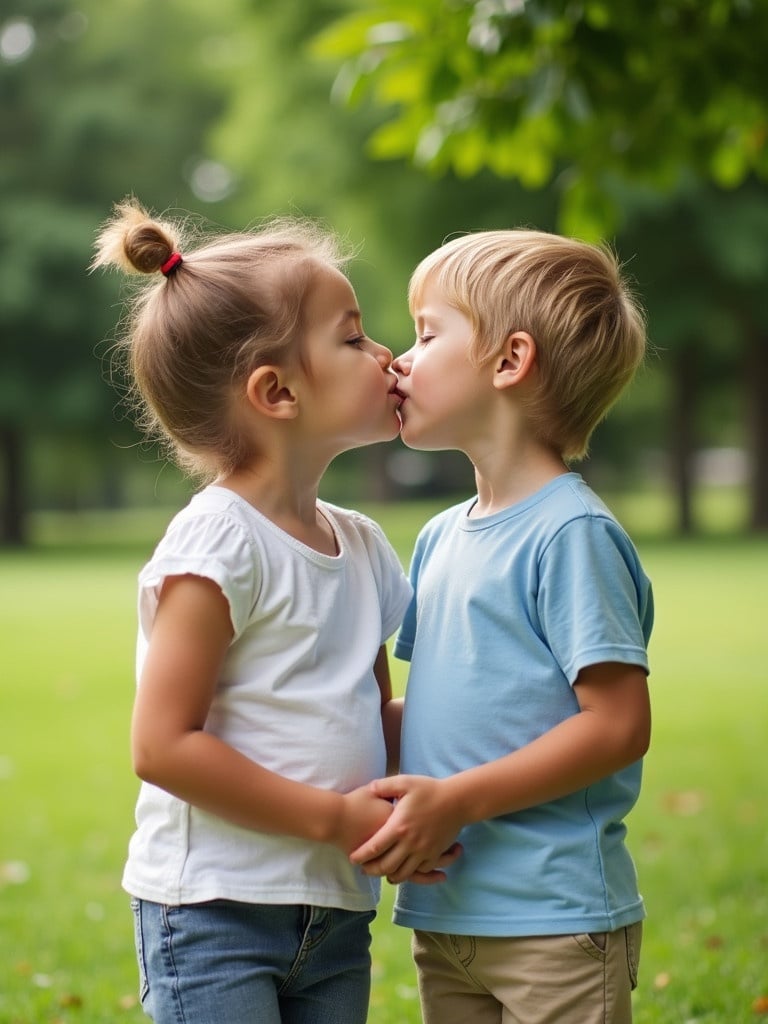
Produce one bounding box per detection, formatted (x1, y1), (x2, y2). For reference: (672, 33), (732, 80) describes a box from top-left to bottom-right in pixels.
(215, 463), (337, 555)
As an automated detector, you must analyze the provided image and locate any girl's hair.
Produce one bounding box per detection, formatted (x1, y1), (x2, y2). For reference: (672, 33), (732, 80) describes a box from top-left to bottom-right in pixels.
(408, 230), (647, 460)
(92, 198), (351, 479)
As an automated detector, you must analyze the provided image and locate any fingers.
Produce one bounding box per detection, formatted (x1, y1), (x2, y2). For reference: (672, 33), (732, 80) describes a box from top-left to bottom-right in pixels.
(362, 842), (464, 884)
(398, 869), (448, 886)
(433, 841), (463, 868)
(369, 774), (411, 800)
(382, 852), (431, 884)
(349, 829), (396, 865)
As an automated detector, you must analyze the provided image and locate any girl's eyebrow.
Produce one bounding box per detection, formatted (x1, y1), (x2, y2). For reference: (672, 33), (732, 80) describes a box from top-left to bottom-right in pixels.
(337, 308), (362, 327)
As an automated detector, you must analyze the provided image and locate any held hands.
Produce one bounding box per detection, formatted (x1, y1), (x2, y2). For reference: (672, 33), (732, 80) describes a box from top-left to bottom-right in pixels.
(333, 784), (394, 855)
(349, 775), (464, 884)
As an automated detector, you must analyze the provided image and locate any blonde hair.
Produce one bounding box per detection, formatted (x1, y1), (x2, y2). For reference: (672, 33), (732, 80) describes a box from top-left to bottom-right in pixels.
(408, 230), (647, 460)
(92, 198), (350, 479)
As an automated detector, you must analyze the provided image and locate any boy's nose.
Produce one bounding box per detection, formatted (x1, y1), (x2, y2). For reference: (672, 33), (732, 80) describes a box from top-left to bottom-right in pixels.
(392, 347), (413, 375)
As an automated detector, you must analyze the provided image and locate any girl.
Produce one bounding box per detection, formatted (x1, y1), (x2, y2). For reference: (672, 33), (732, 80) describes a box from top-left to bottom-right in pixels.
(93, 199), (436, 1024)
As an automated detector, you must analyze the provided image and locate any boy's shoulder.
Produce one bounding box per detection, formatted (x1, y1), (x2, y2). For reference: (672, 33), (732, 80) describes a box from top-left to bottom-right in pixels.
(419, 477), (614, 533)
(540, 473), (614, 522)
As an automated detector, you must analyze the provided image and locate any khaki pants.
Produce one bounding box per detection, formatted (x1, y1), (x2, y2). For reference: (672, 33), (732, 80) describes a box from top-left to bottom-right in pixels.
(412, 922), (642, 1024)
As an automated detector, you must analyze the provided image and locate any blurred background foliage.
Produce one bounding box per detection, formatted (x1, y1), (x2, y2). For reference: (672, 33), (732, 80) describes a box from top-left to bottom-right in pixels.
(2, 0), (767, 544)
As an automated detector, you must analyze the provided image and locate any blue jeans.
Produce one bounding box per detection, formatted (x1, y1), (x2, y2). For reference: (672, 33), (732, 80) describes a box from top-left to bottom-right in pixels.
(131, 898), (376, 1024)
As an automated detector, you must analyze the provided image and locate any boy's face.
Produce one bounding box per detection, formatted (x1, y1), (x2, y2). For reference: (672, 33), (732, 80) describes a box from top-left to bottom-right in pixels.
(393, 282), (492, 452)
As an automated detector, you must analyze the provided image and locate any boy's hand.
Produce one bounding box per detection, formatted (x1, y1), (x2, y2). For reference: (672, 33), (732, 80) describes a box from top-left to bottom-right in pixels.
(349, 774), (465, 883)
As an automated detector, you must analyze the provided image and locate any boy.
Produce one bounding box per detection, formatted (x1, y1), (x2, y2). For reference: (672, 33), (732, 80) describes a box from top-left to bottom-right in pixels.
(351, 230), (654, 1024)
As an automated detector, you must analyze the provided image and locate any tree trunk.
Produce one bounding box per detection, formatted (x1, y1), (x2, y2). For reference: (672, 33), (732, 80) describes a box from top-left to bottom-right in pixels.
(745, 327), (768, 531)
(361, 443), (396, 502)
(1, 423), (26, 546)
(670, 346), (697, 535)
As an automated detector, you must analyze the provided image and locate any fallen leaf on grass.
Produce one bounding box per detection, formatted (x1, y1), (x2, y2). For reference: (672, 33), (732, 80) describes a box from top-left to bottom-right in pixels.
(0, 861), (30, 885)
(653, 972), (671, 989)
(58, 992), (83, 1008)
(752, 995), (768, 1014)
(119, 994), (138, 1011)
(662, 790), (705, 816)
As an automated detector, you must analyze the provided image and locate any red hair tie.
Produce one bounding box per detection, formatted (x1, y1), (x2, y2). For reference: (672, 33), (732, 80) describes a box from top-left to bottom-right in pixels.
(161, 252), (183, 277)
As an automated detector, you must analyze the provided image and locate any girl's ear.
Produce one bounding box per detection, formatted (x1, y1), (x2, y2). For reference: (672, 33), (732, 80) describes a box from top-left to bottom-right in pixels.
(492, 331), (536, 391)
(245, 366), (299, 419)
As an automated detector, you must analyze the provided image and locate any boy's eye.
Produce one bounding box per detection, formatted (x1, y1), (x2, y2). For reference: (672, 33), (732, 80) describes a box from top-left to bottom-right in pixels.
(346, 336), (365, 347)
(418, 334), (434, 345)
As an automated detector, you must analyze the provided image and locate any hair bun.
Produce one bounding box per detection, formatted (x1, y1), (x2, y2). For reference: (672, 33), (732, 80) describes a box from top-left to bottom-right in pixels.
(91, 198), (182, 276)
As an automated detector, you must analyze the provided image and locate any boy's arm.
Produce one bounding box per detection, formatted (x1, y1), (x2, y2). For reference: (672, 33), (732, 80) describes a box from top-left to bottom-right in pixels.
(350, 661), (650, 882)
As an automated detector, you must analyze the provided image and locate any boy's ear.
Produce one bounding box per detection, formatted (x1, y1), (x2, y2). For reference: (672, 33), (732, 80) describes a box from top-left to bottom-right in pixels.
(492, 331), (536, 391)
(245, 365), (299, 419)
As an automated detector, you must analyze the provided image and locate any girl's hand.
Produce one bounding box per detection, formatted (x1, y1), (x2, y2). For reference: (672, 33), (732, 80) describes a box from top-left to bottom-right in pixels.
(332, 784), (394, 855)
(349, 775), (465, 883)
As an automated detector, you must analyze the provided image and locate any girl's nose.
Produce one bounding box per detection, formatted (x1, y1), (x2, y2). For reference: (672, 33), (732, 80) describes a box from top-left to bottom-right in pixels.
(371, 340), (393, 369)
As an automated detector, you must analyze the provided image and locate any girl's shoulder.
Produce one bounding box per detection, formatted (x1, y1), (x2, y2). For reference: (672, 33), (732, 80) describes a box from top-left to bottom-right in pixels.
(318, 501), (405, 573)
(157, 486), (256, 552)
(318, 500), (386, 544)
(140, 487), (263, 639)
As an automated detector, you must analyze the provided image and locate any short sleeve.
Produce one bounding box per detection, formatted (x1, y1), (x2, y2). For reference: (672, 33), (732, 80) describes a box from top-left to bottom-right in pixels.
(138, 511), (260, 642)
(348, 512), (413, 642)
(538, 515), (653, 685)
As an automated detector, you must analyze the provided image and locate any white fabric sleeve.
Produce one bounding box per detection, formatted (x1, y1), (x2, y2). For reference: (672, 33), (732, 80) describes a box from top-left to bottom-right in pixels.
(138, 511), (259, 642)
(351, 512), (413, 642)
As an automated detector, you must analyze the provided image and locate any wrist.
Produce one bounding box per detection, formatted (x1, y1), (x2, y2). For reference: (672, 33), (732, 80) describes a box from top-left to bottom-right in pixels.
(443, 770), (479, 827)
(302, 788), (344, 845)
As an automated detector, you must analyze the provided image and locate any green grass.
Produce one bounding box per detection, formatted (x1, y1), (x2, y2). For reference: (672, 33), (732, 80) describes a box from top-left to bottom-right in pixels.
(1, 496), (767, 1023)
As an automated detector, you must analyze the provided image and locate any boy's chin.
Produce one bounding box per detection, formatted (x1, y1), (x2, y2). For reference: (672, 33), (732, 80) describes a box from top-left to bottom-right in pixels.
(398, 424), (426, 450)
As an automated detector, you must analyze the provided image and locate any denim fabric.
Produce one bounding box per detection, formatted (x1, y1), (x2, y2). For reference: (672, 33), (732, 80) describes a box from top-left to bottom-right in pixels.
(131, 898), (375, 1024)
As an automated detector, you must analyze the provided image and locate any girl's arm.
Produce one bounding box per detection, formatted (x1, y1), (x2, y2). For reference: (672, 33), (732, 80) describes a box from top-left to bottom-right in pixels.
(373, 644), (403, 775)
(351, 662), (651, 881)
(131, 574), (392, 853)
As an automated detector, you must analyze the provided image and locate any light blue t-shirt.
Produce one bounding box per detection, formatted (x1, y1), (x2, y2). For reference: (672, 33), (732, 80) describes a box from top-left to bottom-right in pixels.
(393, 473), (653, 937)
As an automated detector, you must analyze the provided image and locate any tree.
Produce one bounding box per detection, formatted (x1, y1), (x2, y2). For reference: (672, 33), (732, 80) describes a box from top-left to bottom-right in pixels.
(0, 0), (229, 543)
(207, 0), (563, 501)
(315, 0), (768, 530)
(315, 0), (768, 237)
(619, 178), (768, 532)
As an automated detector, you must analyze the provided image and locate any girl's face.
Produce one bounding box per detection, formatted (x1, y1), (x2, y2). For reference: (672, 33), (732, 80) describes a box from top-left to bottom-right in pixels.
(392, 281), (491, 452)
(298, 267), (402, 452)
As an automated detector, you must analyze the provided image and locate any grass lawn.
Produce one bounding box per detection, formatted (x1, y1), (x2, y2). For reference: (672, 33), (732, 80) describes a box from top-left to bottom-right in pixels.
(1, 494), (766, 1022)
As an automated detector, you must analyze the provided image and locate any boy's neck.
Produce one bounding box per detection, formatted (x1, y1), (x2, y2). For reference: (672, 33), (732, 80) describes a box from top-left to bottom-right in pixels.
(470, 446), (569, 518)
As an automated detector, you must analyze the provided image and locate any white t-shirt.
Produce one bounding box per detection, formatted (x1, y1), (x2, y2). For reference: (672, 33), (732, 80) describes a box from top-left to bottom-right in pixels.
(122, 485), (412, 911)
